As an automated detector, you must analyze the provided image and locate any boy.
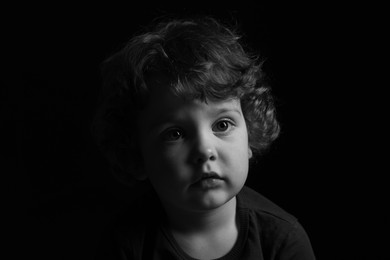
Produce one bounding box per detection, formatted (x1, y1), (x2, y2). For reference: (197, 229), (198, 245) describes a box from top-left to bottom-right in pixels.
(92, 16), (315, 259)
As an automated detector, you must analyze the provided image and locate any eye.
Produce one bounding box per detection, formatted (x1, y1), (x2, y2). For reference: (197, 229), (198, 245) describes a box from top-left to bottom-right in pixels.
(213, 119), (234, 132)
(160, 128), (184, 142)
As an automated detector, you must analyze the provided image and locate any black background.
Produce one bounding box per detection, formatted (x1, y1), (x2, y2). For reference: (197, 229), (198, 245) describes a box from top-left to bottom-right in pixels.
(4, 2), (387, 260)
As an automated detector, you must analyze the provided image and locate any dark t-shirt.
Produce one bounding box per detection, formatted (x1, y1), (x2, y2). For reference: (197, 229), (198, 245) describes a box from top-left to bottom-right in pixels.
(95, 186), (316, 259)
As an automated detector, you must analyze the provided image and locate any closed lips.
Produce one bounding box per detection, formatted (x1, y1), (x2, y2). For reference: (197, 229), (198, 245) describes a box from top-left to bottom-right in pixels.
(200, 172), (222, 180)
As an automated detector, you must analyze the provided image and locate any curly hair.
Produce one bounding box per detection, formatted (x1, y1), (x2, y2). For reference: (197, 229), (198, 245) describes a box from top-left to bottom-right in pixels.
(91, 16), (280, 184)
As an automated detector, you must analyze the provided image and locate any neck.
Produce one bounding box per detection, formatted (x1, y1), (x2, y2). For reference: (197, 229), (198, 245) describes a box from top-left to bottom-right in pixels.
(162, 197), (239, 259)
(162, 196), (238, 235)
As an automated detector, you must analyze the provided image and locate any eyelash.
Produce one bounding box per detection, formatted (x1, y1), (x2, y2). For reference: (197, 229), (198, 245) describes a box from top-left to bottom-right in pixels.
(160, 118), (236, 142)
(160, 128), (184, 142)
(212, 119), (235, 133)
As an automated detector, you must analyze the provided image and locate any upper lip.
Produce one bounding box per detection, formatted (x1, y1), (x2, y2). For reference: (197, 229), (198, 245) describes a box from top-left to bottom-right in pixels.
(191, 172), (224, 186)
(199, 172), (223, 180)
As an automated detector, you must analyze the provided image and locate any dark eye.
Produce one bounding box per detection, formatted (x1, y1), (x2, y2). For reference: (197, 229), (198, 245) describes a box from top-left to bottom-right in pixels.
(161, 128), (184, 141)
(213, 120), (232, 132)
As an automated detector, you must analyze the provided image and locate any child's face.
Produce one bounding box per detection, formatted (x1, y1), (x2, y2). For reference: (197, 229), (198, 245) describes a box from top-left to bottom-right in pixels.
(137, 88), (252, 213)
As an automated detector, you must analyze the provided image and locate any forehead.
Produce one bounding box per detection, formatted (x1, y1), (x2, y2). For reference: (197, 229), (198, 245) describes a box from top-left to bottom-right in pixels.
(148, 87), (240, 112)
(137, 87), (241, 128)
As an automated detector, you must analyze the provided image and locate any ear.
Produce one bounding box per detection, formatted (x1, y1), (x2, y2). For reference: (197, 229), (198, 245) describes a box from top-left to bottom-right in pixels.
(110, 145), (148, 183)
(248, 147), (253, 159)
(133, 168), (148, 181)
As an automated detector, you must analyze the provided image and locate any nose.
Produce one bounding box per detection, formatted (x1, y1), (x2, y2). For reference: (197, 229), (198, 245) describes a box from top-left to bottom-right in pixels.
(191, 131), (218, 164)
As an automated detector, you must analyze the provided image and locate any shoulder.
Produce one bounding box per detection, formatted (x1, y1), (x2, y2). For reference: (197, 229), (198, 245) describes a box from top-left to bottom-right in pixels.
(115, 189), (162, 234)
(94, 190), (163, 260)
(238, 186), (297, 224)
(237, 185), (299, 246)
(238, 186), (316, 259)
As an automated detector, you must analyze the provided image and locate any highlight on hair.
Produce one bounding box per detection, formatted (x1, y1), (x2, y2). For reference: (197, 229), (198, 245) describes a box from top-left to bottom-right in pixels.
(91, 16), (280, 183)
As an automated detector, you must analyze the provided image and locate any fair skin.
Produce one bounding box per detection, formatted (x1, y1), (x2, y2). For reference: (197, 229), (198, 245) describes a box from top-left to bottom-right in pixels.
(136, 86), (252, 259)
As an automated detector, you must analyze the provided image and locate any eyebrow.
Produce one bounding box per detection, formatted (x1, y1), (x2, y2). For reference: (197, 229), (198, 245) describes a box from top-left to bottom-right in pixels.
(152, 107), (241, 129)
(143, 113), (179, 134)
(215, 107), (242, 117)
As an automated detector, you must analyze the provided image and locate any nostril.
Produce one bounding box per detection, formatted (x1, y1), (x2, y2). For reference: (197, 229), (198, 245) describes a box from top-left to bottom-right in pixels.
(193, 149), (217, 164)
(196, 155), (208, 164)
(196, 149), (216, 163)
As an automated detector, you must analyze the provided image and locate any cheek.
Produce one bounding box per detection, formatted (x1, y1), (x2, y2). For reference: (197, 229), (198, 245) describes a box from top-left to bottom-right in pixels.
(229, 128), (250, 154)
(142, 143), (188, 178)
(223, 130), (251, 170)
(144, 147), (191, 198)
(229, 152), (249, 186)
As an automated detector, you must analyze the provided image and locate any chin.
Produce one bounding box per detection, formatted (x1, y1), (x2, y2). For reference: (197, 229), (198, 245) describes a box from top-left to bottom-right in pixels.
(190, 190), (235, 211)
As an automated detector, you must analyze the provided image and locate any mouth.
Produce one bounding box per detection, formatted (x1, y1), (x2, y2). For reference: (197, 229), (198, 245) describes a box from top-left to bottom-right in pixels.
(200, 172), (223, 181)
(192, 172), (224, 189)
